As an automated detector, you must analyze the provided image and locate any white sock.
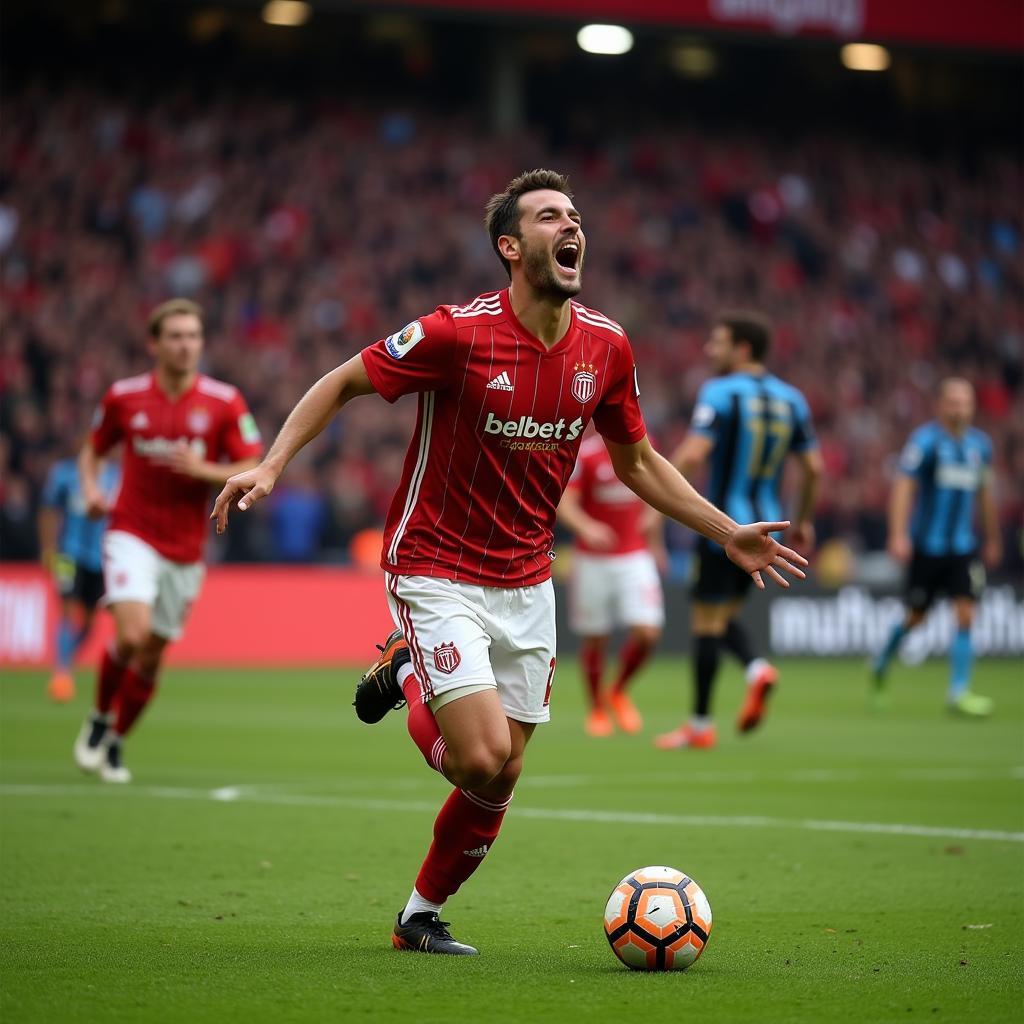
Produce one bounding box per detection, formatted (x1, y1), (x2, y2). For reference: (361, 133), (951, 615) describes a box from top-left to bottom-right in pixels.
(746, 658), (770, 685)
(396, 662), (416, 688)
(401, 887), (443, 924)
(691, 715), (713, 732)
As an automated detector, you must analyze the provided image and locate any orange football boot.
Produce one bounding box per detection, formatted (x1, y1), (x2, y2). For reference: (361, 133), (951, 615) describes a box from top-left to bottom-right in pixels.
(47, 671), (75, 703)
(737, 662), (778, 733)
(654, 723), (717, 750)
(609, 690), (643, 734)
(585, 705), (614, 737)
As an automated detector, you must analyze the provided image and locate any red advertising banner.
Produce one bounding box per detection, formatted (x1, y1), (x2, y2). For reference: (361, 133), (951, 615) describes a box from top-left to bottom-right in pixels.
(394, 0), (1024, 52)
(0, 565), (395, 668)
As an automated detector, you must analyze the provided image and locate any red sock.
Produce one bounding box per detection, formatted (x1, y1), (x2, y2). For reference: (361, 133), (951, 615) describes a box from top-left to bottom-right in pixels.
(580, 640), (604, 708)
(96, 645), (128, 715)
(415, 788), (512, 904)
(113, 667), (157, 736)
(402, 674), (448, 776)
(613, 636), (653, 694)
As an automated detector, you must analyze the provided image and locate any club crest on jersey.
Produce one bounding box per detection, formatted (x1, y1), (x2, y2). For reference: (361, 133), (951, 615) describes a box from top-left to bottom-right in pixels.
(187, 407), (211, 434)
(385, 320), (425, 360)
(571, 362), (597, 403)
(432, 642), (461, 675)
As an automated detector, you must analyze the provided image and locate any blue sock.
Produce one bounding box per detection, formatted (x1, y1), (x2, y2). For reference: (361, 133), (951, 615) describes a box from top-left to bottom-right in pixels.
(949, 627), (973, 700)
(56, 620), (77, 672)
(874, 621), (907, 676)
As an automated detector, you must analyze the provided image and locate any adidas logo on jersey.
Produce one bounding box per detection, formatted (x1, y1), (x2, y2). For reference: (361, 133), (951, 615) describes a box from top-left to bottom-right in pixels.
(463, 845), (489, 858)
(486, 371), (514, 392)
(130, 411), (150, 430)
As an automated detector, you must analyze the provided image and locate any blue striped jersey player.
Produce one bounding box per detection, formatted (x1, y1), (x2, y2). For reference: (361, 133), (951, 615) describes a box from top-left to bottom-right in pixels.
(38, 456), (120, 702)
(872, 378), (1002, 716)
(656, 312), (822, 751)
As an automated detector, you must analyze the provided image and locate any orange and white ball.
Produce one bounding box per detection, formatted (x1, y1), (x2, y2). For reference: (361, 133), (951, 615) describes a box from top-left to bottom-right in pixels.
(603, 865), (713, 971)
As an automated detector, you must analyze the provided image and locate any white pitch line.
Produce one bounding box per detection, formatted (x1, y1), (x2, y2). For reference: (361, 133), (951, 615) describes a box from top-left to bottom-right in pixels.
(1, 783), (1021, 844)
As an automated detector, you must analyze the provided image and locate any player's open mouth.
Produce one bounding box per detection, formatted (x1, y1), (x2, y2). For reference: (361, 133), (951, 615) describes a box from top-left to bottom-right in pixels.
(555, 240), (580, 273)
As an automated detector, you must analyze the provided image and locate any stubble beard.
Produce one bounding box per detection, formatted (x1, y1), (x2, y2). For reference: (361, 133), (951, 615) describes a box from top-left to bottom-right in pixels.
(522, 242), (582, 301)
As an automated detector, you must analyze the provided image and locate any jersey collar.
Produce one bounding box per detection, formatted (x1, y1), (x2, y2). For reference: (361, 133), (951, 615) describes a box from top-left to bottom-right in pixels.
(499, 288), (578, 357)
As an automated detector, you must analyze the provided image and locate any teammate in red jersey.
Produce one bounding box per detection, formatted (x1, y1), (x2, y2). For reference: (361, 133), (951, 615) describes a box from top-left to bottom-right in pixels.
(73, 299), (262, 783)
(558, 432), (663, 737)
(213, 169), (807, 955)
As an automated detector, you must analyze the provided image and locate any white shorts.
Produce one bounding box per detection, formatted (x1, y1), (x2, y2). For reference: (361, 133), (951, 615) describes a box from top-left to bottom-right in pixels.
(385, 574), (557, 725)
(569, 549), (664, 635)
(102, 530), (205, 641)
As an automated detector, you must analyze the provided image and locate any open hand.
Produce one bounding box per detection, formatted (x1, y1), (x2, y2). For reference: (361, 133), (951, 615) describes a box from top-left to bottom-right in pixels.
(211, 463), (279, 533)
(724, 521), (808, 590)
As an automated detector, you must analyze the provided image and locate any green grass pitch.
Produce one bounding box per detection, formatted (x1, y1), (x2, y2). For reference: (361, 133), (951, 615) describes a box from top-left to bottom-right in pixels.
(1, 656), (1021, 1023)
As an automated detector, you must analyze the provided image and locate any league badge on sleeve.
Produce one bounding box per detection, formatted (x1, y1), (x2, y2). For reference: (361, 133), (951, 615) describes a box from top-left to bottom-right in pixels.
(238, 412), (261, 444)
(692, 403), (716, 429)
(385, 321), (426, 360)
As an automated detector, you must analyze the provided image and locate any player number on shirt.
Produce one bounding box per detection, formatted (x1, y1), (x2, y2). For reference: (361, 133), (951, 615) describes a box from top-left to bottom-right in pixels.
(748, 417), (793, 480)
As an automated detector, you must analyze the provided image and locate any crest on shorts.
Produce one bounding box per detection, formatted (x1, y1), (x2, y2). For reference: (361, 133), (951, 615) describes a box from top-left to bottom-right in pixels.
(432, 641), (461, 675)
(571, 362), (597, 403)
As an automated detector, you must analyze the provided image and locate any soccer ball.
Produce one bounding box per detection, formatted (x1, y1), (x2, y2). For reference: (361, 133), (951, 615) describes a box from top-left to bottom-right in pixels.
(603, 865), (713, 971)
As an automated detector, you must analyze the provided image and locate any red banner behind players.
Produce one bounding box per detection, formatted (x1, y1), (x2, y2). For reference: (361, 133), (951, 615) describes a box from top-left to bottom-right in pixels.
(0, 565), (395, 667)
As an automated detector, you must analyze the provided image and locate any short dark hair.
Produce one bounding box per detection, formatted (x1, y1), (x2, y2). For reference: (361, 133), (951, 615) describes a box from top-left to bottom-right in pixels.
(484, 169), (573, 279)
(149, 298), (203, 338)
(716, 312), (772, 362)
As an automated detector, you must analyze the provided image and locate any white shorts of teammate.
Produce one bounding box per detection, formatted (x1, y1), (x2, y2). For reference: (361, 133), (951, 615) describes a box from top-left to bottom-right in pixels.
(385, 574), (557, 725)
(102, 530), (205, 641)
(569, 550), (665, 636)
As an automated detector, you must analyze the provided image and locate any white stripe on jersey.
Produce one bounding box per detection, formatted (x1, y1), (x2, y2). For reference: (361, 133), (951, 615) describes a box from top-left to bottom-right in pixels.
(387, 391), (435, 564)
(452, 302), (502, 319)
(574, 309), (625, 336)
(450, 295), (501, 316)
(111, 373), (153, 396)
(197, 376), (238, 402)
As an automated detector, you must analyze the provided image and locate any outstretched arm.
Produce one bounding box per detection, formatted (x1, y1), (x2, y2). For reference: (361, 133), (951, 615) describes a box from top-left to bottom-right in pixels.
(212, 354), (377, 532)
(605, 436), (806, 589)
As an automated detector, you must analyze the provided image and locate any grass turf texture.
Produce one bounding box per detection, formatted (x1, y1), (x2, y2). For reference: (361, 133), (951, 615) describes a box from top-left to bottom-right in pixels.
(1, 657), (1021, 1023)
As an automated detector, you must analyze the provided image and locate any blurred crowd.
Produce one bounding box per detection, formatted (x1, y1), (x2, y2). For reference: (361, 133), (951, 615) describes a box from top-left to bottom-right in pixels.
(2, 83), (1021, 570)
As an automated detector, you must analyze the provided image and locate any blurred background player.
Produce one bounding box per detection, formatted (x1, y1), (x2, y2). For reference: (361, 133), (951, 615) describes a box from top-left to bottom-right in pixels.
(558, 430), (664, 736)
(73, 299), (262, 782)
(37, 450), (120, 702)
(657, 313), (822, 751)
(213, 170), (807, 956)
(871, 378), (1002, 715)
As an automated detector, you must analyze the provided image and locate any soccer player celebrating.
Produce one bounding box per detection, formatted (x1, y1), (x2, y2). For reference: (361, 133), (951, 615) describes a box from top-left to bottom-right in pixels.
(73, 299), (262, 782)
(213, 170), (807, 955)
(871, 378), (1002, 715)
(656, 314), (822, 751)
(38, 451), (120, 702)
(558, 430), (664, 736)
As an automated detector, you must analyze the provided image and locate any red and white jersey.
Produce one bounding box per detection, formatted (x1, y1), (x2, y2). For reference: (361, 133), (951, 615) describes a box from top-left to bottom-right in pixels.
(565, 434), (648, 555)
(91, 373), (262, 563)
(361, 288), (647, 587)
